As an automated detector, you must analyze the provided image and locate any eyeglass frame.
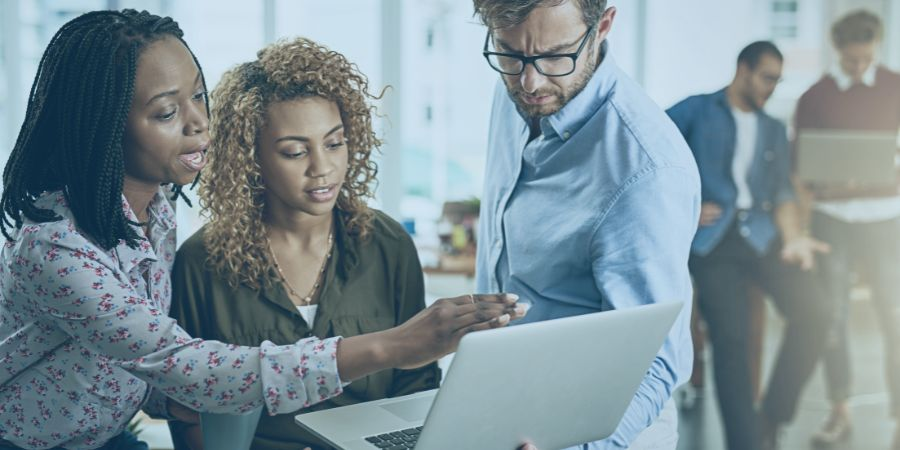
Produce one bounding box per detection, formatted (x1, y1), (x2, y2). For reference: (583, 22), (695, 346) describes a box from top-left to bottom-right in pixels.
(482, 23), (597, 77)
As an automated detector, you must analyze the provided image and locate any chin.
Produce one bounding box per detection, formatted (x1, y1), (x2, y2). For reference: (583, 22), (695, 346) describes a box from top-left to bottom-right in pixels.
(297, 203), (336, 217)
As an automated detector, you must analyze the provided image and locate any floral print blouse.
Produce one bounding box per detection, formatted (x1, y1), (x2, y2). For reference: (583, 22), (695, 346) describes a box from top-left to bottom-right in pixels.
(0, 190), (344, 449)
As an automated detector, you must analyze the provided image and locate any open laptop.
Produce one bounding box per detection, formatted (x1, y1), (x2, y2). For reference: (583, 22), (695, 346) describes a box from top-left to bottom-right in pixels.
(295, 301), (683, 450)
(796, 129), (898, 185)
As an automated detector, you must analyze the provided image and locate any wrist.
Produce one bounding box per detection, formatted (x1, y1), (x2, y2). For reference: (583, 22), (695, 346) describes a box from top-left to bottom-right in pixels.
(373, 328), (404, 368)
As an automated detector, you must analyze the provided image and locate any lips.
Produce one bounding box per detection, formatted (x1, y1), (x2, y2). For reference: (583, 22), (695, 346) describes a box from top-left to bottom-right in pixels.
(305, 184), (338, 203)
(521, 93), (553, 105)
(178, 142), (208, 172)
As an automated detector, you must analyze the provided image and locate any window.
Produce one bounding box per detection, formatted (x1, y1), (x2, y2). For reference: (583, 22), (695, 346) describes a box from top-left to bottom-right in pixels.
(771, 0), (800, 39)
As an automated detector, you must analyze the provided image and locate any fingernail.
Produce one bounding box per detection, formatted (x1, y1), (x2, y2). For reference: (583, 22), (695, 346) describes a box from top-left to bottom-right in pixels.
(506, 293), (519, 301)
(516, 305), (527, 316)
(498, 314), (510, 325)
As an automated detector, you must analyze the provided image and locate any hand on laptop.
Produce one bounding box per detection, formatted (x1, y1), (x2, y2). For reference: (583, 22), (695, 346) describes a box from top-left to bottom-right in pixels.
(384, 293), (526, 370)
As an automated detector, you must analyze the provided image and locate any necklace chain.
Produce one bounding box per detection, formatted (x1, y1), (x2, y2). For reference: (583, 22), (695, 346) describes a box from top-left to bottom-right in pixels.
(267, 229), (334, 305)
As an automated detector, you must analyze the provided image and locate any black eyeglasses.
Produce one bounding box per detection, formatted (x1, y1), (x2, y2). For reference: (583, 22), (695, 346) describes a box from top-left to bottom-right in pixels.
(482, 24), (596, 77)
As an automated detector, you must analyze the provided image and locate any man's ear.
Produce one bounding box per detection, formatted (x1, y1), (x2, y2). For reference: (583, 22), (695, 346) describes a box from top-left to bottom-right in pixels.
(595, 6), (617, 43)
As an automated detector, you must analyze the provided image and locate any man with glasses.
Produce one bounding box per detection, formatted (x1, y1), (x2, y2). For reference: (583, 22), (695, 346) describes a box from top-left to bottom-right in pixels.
(667, 41), (831, 450)
(473, 1), (699, 449)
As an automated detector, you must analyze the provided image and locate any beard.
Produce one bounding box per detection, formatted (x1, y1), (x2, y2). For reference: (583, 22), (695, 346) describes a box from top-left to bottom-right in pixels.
(504, 43), (600, 120)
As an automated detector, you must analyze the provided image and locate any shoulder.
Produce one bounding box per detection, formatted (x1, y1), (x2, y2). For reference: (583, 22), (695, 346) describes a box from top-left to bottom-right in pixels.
(174, 226), (210, 269)
(799, 75), (836, 102)
(10, 197), (115, 267)
(670, 92), (716, 110)
(367, 210), (413, 247)
(607, 77), (698, 174)
(876, 66), (900, 86)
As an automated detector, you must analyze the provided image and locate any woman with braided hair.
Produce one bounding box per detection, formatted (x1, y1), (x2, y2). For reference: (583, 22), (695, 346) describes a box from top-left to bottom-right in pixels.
(0, 10), (524, 450)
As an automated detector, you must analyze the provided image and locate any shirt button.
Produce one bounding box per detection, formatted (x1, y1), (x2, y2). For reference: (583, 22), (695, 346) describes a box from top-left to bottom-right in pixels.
(740, 227), (751, 238)
(494, 240), (502, 249)
(764, 151), (775, 162)
(562, 131), (571, 140)
(737, 211), (749, 221)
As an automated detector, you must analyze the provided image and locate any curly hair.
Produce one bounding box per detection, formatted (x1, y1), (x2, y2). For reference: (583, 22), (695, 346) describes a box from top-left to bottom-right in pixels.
(202, 37), (381, 290)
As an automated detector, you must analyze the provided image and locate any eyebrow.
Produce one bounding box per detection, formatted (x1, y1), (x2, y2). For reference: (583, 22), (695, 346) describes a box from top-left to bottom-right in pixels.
(274, 124), (344, 144)
(144, 71), (203, 106)
(494, 35), (583, 55)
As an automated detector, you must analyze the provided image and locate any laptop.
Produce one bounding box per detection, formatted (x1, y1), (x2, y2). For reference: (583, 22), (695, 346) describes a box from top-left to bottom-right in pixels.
(796, 129), (898, 185)
(295, 302), (683, 450)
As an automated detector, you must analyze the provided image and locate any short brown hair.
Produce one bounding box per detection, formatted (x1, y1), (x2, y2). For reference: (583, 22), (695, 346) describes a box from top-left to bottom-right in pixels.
(473, 0), (607, 30)
(831, 10), (883, 48)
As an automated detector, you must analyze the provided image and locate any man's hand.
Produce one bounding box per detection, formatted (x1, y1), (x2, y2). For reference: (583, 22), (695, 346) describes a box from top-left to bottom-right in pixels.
(699, 202), (722, 227)
(781, 235), (830, 271)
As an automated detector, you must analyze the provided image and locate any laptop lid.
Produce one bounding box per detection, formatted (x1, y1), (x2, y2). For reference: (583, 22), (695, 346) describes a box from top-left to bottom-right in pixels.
(796, 129), (898, 185)
(296, 301), (683, 450)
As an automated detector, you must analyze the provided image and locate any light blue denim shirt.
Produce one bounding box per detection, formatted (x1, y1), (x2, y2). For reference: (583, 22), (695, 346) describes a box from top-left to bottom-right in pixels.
(476, 49), (700, 449)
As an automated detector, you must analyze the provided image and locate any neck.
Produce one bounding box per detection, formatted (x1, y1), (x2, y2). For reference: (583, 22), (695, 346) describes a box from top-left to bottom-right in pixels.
(265, 205), (334, 250)
(122, 176), (158, 222)
(725, 83), (754, 113)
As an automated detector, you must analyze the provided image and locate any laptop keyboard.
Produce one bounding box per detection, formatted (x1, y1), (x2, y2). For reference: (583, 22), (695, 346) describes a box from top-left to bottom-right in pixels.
(364, 426), (422, 449)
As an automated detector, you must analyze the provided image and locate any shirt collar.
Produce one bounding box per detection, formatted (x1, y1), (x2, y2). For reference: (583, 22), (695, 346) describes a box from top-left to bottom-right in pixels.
(714, 87), (764, 118)
(830, 62), (878, 91)
(542, 40), (617, 141)
(116, 187), (177, 271)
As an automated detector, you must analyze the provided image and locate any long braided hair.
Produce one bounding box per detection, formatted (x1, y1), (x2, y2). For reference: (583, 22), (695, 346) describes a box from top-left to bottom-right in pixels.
(0, 9), (205, 250)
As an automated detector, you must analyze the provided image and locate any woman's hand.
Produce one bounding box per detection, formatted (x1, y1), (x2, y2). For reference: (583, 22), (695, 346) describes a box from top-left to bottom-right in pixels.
(383, 293), (527, 369)
(336, 293), (526, 381)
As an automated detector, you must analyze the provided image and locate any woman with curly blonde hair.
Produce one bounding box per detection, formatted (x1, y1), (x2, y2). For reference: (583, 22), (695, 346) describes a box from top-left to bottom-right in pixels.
(167, 38), (526, 450)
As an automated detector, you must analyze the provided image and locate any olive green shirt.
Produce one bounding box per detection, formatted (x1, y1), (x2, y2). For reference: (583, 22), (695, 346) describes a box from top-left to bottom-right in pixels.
(170, 210), (439, 450)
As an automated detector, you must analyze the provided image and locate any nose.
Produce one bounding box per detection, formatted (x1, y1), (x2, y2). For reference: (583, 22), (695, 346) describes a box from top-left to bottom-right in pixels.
(306, 148), (335, 179)
(519, 63), (546, 94)
(184, 99), (209, 137)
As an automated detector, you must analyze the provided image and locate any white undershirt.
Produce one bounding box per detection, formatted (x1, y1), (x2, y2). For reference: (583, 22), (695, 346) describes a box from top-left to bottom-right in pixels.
(731, 107), (758, 209)
(296, 305), (318, 328)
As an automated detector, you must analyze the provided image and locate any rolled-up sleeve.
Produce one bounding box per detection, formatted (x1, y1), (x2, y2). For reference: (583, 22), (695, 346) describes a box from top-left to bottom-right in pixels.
(22, 234), (344, 416)
(586, 166), (699, 449)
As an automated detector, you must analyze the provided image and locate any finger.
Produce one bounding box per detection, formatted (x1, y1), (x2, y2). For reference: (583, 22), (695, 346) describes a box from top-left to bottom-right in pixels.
(473, 293), (519, 305)
(455, 303), (516, 325)
(443, 295), (477, 306)
(451, 314), (510, 339)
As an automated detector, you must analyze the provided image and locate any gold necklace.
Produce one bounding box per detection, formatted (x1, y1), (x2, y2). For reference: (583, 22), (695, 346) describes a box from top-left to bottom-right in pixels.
(267, 229), (334, 305)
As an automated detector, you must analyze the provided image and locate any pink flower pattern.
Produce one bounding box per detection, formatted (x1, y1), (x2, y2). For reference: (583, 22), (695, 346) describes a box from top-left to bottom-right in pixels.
(0, 190), (343, 449)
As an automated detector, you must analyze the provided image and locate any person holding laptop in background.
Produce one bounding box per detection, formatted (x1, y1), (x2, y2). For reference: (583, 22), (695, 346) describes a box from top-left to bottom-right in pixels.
(794, 10), (900, 449)
(473, 0), (701, 448)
